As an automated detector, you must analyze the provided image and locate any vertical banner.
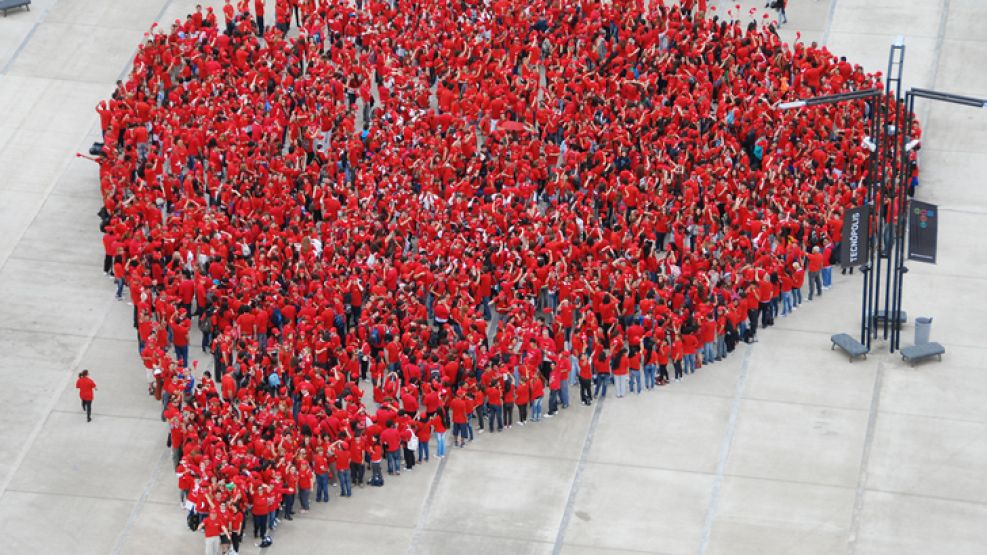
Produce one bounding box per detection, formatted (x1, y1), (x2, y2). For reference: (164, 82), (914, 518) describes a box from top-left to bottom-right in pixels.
(840, 205), (870, 267)
(908, 200), (938, 264)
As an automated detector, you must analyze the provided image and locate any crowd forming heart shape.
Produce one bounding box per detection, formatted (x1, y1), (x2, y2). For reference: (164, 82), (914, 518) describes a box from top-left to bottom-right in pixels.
(89, 0), (915, 544)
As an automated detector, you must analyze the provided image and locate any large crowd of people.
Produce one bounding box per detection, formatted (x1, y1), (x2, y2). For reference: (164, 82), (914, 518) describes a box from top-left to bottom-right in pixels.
(87, 0), (915, 552)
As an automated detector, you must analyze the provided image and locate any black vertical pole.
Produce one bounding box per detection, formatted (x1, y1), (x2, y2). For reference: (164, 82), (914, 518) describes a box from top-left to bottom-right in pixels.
(892, 92), (916, 352)
(860, 264), (870, 345)
(884, 44), (906, 348)
(869, 101), (884, 348)
(882, 101), (896, 341)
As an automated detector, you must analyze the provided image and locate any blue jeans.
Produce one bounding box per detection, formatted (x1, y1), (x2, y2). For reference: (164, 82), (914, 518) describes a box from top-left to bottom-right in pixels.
(793, 287), (803, 306)
(531, 397), (543, 421)
(175, 345), (188, 368)
(594, 374), (609, 398)
(643, 364), (656, 389)
(417, 439), (429, 462)
(808, 272), (822, 299)
(629, 370), (642, 394)
(114, 277), (125, 299)
(781, 291), (793, 315)
(475, 402), (485, 429)
(488, 404), (503, 432)
(315, 473), (330, 502)
(436, 432), (446, 457)
(480, 297), (491, 320)
(338, 469), (352, 497)
(559, 380), (570, 408)
(684, 354), (696, 374)
(717, 335), (727, 359)
(703, 342), (715, 363)
(386, 449), (401, 474)
(822, 266), (833, 287)
(615, 374), (628, 397)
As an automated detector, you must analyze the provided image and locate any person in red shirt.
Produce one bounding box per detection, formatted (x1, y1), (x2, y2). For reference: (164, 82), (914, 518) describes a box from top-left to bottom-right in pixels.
(792, 262), (806, 307)
(253, 0), (265, 36)
(547, 366), (563, 413)
(485, 382), (503, 432)
(806, 246), (824, 300)
(333, 440), (352, 497)
(312, 447), (331, 503)
(612, 348), (630, 398)
(780, 268), (795, 317)
(530, 375), (546, 421)
(225, 503), (244, 554)
(171, 311), (192, 368)
(449, 389), (469, 447)
(197, 504), (229, 555)
(626, 348), (643, 395)
(112, 255), (126, 300)
(297, 460), (314, 512)
(368, 437), (385, 486)
(75, 369), (97, 422)
(250, 484), (271, 541)
(380, 421), (402, 474)
(514, 378), (530, 424)
(593, 350), (610, 399)
(502, 376), (516, 429)
(576, 354), (593, 405)
(758, 273), (776, 329)
(431, 411), (446, 458)
(671, 334), (685, 381)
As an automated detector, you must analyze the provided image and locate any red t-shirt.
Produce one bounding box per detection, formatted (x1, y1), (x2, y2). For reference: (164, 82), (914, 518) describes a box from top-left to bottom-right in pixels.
(450, 397), (468, 424)
(202, 514), (224, 538)
(76, 376), (96, 401)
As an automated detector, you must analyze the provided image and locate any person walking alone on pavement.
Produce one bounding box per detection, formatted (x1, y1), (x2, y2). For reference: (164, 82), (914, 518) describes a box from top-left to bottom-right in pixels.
(76, 369), (97, 422)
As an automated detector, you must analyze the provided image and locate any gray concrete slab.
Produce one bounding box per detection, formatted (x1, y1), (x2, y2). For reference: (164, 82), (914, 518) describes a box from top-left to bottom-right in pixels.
(708, 476), (854, 555)
(0, 0), (985, 554)
(866, 411), (987, 505)
(853, 490), (987, 555)
(589, 392), (733, 474)
(725, 399), (869, 488)
(564, 463), (713, 553)
(425, 450), (575, 543)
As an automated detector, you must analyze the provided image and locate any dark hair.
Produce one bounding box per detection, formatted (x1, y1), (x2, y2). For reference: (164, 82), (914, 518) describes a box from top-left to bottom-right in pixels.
(79, 369), (89, 378)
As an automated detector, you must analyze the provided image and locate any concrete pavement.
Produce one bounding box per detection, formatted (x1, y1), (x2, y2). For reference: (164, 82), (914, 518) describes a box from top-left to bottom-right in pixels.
(0, 1), (985, 554)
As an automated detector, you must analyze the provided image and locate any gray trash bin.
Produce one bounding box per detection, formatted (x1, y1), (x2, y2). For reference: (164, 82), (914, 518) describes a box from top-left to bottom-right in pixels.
(915, 317), (933, 345)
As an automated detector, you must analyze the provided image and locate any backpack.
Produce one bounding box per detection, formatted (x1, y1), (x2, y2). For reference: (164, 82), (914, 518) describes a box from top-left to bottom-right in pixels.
(186, 512), (200, 531)
(407, 434), (419, 451)
(369, 327), (381, 347)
